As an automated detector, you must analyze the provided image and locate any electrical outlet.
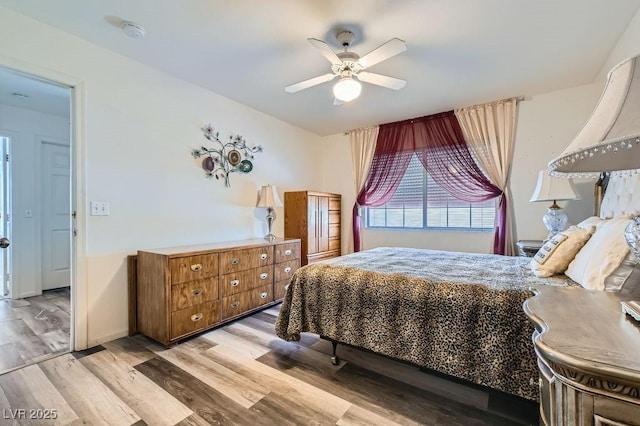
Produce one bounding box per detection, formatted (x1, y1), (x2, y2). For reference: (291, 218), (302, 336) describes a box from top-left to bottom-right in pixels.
(90, 201), (110, 216)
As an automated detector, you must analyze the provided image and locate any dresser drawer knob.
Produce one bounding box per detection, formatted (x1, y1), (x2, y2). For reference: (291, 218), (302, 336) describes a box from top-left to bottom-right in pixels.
(284, 266), (292, 273)
(284, 249), (292, 256)
(260, 253), (268, 260)
(190, 264), (202, 272)
(231, 258), (239, 265)
(230, 301), (240, 308)
(260, 292), (268, 299)
(192, 288), (202, 296)
(260, 273), (268, 280)
(191, 313), (203, 322)
(230, 279), (240, 287)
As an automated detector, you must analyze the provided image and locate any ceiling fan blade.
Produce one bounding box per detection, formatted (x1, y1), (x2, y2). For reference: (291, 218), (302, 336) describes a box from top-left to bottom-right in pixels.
(358, 38), (407, 68)
(333, 98), (344, 106)
(285, 73), (337, 93)
(357, 72), (406, 90)
(308, 38), (342, 65)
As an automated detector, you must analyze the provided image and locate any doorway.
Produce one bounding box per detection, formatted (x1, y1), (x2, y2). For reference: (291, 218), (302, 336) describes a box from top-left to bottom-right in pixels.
(0, 66), (73, 373)
(0, 136), (10, 300)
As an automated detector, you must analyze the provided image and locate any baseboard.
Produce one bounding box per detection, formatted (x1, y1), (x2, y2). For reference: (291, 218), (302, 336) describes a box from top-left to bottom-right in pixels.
(87, 329), (129, 347)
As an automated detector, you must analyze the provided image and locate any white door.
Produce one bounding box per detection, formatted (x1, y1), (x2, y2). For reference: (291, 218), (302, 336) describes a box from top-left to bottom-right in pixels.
(41, 140), (71, 290)
(0, 137), (11, 298)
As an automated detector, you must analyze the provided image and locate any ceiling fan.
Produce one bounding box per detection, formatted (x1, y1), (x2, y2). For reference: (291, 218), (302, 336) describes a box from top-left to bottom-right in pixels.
(285, 31), (407, 103)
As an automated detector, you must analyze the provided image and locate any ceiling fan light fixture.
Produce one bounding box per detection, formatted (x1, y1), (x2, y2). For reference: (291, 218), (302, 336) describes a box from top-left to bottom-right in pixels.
(333, 77), (361, 102)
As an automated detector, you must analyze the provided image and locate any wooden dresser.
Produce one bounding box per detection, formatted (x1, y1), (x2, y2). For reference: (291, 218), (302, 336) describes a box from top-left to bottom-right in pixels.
(136, 238), (300, 346)
(284, 191), (341, 265)
(523, 286), (640, 425)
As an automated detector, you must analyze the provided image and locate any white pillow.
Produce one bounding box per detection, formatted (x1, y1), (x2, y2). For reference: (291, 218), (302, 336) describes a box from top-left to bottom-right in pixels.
(529, 226), (594, 278)
(565, 216), (632, 291)
(576, 216), (608, 231)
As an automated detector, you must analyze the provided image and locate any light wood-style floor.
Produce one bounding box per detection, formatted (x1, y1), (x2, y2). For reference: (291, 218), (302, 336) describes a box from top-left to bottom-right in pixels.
(0, 305), (538, 425)
(0, 288), (70, 374)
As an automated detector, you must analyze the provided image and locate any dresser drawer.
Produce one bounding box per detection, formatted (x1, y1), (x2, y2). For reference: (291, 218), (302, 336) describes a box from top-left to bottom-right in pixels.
(307, 249), (341, 264)
(329, 223), (340, 239)
(170, 301), (219, 340)
(220, 265), (272, 297)
(274, 259), (299, 282)
(220, 284), (273, 320)
(219, 246), (274, 275)
(275, 242), (300, 263)
(170, 277), (218, 312)
(274, 279), (291, 301)
(329, 210), (340, 224)
(329, 197), (340, 211)
(170, 254), (219, 284)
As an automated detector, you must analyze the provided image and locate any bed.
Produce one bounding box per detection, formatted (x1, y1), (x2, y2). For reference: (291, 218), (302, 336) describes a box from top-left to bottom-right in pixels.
(275, 173), (640, 402)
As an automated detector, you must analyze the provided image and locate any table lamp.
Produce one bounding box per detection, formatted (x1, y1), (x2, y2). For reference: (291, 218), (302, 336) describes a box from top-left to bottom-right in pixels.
(529, 170), (581, 240)
(548, 54), (640, 260)
(256, 184), (283, 241)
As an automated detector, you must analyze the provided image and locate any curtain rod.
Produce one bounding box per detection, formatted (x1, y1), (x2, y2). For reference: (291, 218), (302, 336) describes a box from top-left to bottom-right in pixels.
(343, 96), (528, 135)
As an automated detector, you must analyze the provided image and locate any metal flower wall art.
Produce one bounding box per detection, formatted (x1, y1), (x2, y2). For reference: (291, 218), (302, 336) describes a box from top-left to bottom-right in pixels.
(191, 124), (263, 187)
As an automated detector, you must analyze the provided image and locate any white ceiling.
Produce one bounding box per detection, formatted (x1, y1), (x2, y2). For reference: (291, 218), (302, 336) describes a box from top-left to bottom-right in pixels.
(1, 0), (639, 136)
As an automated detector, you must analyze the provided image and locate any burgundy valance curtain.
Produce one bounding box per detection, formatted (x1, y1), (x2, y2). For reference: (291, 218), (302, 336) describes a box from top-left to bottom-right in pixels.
(353, 111), (506, 253)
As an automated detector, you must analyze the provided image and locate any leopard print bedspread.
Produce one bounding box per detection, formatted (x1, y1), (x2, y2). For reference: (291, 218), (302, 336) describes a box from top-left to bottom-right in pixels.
(275, 247), (577, 401)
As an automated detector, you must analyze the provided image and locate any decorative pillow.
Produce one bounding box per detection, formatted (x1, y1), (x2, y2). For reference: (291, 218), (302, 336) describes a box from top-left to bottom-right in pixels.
(529, 226), (594, 278)
(565, 216), (632, 291)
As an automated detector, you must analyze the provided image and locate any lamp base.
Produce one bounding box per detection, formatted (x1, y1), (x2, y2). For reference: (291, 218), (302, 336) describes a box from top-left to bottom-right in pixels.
(264, 207), (277, 242)
(543, 202), (568, 241)
(624, 214), (640, 261)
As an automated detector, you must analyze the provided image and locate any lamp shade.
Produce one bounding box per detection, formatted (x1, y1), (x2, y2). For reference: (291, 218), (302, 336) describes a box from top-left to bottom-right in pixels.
(333, 77), (362, 102)
(549, 54), (640, 177)
(256, 184), (283, 208)
(530, 170), (580, 202)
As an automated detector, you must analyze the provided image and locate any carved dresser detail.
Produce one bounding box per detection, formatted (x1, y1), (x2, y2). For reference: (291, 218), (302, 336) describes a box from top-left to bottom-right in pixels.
(524, 286), (640, 425)
(136, 238), (300, 346)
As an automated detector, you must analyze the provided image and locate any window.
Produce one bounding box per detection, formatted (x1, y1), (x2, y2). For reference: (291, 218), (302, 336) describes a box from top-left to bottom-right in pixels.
(366, 154), (495, 230)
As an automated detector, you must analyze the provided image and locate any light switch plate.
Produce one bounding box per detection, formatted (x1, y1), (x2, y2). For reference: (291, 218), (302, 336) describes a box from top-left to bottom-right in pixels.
(90, 201), (110, 216)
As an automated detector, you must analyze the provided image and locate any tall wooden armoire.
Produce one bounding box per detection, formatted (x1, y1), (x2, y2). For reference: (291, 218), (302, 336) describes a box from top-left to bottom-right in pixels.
(284, 191), (341, 265)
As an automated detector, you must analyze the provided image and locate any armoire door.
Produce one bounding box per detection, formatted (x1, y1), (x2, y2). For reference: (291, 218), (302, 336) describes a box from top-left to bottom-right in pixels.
(317, 196), (329, 252)
(307, 195), (319, 255)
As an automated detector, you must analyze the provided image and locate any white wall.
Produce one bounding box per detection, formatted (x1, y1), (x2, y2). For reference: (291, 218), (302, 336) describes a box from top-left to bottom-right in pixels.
(0, 104), (70, 298)
(598, 7), (640, 82)
(0, 6), (324, 346)
(511, 84), (603, 240)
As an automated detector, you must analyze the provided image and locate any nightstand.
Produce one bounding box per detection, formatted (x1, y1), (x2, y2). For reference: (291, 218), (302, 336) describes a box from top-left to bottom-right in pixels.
(516, 240), (543, 257)
(523, 286), (640, 425)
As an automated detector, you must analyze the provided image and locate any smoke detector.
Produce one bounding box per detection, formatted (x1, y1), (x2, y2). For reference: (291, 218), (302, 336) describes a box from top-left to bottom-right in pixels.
(121, 21), (146, 39)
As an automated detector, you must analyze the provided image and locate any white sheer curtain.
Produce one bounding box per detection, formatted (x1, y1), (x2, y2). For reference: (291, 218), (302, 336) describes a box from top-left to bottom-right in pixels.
(455, 98), (518, 256)
(348, 126), (379, 253)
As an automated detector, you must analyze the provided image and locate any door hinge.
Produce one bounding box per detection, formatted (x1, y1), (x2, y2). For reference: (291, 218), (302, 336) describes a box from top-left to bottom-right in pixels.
(72, 210), (77, 219)
(73, 229), (78, 237)
(4, 154), (8, 161)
